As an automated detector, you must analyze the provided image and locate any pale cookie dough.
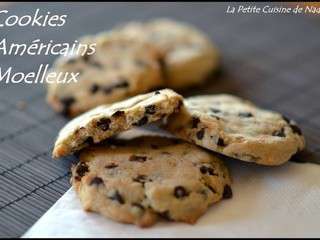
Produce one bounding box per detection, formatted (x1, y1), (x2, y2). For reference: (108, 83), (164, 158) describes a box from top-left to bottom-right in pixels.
(71, 136), (232, 227)
(165, 94), (306, 166)
(115, 18), (220, 89)
(53, 89), (183, 158)
(47, 33), (163, 117)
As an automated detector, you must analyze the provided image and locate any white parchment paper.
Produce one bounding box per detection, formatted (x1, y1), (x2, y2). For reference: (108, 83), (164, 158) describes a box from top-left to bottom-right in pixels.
(23, 160), (320, 238)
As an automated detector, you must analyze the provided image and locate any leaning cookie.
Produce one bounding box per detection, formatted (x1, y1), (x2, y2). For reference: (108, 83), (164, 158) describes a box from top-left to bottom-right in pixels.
(52, 89), (183, 158)
(164, 94), (305, 166)
(71, 136), (232, 227)
(115, 18), (220, 89)
(46, 32), (163, 117)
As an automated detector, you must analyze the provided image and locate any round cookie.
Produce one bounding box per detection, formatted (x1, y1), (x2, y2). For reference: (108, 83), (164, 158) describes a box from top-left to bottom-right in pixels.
(164, 94), (306, 166)
(115, 18), (220, 89)
(53, 89), (183, 158)
(71, 136), (232, 227)
(46, 32), (164, 117)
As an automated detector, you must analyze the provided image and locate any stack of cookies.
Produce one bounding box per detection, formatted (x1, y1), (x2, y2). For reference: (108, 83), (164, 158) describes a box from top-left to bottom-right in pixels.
(48, 19), (306, 228)
(47, 19), (220, 117)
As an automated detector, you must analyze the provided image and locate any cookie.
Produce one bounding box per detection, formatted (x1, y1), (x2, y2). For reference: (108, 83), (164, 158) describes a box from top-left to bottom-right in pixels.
(71, 136), (232, 227)
(53, 89), (183, 158)
(115, 18), (220, 89)
(165, 94), (306, 166)
(46, 32), (163, 117)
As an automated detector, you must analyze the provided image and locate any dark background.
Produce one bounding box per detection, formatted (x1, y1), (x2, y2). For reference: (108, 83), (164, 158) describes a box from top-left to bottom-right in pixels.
(0, 2), (319, 237)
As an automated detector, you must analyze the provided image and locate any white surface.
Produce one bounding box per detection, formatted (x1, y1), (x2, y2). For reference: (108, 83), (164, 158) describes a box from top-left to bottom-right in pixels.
(23, 160), (320, 238)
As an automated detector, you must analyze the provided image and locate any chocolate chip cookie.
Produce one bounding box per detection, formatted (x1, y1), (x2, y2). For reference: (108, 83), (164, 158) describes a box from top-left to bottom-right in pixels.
(53, 89), (183, 158)
(71, 136), (232, 227)
(47, 33), (163, 117)
(115, 18), (220, 89)
(165, 94), (306, 166)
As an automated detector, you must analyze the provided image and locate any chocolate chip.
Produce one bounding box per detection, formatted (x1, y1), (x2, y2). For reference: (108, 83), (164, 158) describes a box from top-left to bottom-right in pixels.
(200, 166), (208, 174)
(75, 162), (89, 181)
(223, 185), (233, 199)
(96, 118), (111, 131)
(174, 186), (189, 199)
(210, 108), (221, 113)
(60, 96), (75, 116)
(282, 115), (291, 124)
(290, 124), (302, 136)
(154, 91), (161, 95)
(217, 138), (226, 147)
(82, 53), (102, 68)
(207, 168), (215, 175)
(272, 128), (286, 137)
(115, 79), (129, 88)
(112, 110), (125, 117)
(105, 163), (118, 169)
(285, 120), (302, 135)
(132, 203), (144, 210)
(196, 129), (205, 140)
(200, 166), (216, 176)
(82, 53), (91, 62)
(176, 100), (183, 110)
(159, 210), (172, 221)
(191, 117), (200, 128)
(207, 185), (217, 194)
(102, 79), (128, 94)
(83, 136), (94, 145)
(239, 112), (253, 118)
(133, 116), (148, 126)
(108, 190), (125, 204)
(103, 86), (113, 94)
(145, 105), (156, 114)
(89, 177), (103, 186)
(129, 155), (147, 162)
(133, 175), (148, 184)
(90, 84), (100, 94)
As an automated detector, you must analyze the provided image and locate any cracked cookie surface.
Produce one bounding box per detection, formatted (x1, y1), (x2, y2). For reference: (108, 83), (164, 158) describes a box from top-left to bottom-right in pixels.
(115, 18), (220, 89)
(46, 33), (163, 117)
(71, 136), (232, 227)
(53, 89), (183, 158)
(165, 94), (306, 166)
